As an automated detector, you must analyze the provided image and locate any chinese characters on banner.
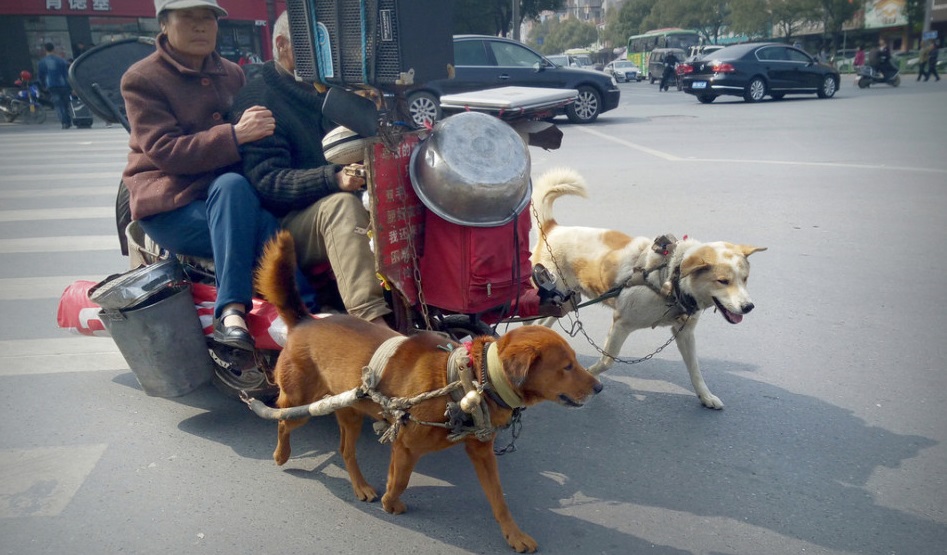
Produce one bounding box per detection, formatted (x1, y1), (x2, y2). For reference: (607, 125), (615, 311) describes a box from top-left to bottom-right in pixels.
(46, 0), (112, 11)
(368, 133), (425, 307)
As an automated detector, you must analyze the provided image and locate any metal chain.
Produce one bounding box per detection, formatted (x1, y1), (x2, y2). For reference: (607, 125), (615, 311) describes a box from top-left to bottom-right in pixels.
(493, 408), (522, 456)
(530, 202), (685, 366)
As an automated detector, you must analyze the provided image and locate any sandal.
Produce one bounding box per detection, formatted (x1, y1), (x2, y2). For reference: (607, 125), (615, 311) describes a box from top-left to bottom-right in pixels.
(213, 307), (255, 351)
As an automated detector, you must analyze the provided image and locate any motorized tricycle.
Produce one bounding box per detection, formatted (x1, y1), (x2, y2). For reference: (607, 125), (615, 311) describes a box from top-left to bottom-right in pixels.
(57, 37), (578, 402)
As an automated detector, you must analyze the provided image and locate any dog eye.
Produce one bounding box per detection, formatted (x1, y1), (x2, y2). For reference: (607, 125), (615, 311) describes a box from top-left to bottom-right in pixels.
(717, 279), (730, 285)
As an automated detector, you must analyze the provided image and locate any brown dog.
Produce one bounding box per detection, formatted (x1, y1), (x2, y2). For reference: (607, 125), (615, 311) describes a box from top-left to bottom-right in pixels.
(255, 230), (603, 553)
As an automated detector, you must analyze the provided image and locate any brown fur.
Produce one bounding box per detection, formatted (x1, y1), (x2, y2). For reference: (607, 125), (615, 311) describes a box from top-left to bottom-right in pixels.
(255, 231), (602, 553)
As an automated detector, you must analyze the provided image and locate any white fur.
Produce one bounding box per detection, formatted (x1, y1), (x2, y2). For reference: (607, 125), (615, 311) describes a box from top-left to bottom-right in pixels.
(530, 168), (766, 409)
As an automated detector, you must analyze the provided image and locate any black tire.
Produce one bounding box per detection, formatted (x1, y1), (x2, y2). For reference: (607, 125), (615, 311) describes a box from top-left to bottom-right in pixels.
(406, 91), (441, 129)
(771, 93), (785, 100)
(857, 77), (870, 89)
(817, 75), (837, 98)
(743, 77), (766, 102)
(891, 75), (901, 87)
(25, 105), (47, 124)
(209, 346), (279, 402)
(437, 315), (496, 342)
(566, 85), (602, 124)
(650, 74), (656, 84)
(697, 94), (716, 104)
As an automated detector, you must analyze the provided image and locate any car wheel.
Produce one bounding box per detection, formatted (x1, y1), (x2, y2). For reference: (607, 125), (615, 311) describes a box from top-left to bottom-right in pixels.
(566, 86), (602, 124)
(891, 75), (901, 87)
(744, 77), (766, 102)
(817, 75), (837, 98)
(771, 93), (785, 100)
(697, 94), (716, 104)
(407, 91), (441, 129)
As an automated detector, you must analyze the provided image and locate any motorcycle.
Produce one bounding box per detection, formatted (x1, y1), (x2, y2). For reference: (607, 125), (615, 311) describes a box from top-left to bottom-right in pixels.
(857, 64), (901, 88)
(58, 37), (576, 402)
(0, 71), (50, 124)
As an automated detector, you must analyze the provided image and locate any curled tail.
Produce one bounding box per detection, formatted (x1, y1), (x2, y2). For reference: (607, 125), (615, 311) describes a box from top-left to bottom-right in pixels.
(255, 230), (309, 329)
(530, 167), (589, 233)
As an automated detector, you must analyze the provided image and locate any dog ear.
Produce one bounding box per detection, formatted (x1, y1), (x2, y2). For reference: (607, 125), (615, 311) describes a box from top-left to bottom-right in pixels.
(680, 255), (711, 279)
(738, 245), (767, 257)
(501, 346), (536, 388)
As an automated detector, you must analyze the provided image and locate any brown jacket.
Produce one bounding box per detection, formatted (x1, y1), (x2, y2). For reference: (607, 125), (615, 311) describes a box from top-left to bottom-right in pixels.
(121, 34), (245, 220)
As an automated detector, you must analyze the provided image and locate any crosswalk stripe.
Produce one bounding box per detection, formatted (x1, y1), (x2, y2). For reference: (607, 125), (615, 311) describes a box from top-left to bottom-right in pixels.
(0, 207), (113, 222)
(0, 276), (104, 300)
(0, 337), (127, 376)
(0, 175), (119, 186)
(0, 186), (115, 198)
(0, 236), (117, 253)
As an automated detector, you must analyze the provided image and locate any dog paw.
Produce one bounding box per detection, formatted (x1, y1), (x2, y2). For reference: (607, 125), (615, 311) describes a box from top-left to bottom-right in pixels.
(273, 447), (290, 466)
(700, 393), (724, 410)
(353, 482), (378, 503)
(382, 494), (407, 515)
(504, 530), (537, 553)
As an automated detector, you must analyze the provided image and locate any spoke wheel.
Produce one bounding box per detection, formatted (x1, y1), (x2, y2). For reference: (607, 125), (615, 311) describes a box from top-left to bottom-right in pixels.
(437, 315), (496, 342)
(566, 86), (602, 123)
(407, 91), (441, 129)
(743, 77), (766, 102)
(817, 76), (837, 98)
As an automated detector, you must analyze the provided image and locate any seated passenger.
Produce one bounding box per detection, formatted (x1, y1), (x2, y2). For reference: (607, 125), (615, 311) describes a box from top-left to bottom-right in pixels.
(121, 0), (280, 351)
(231, 10), (391, 327)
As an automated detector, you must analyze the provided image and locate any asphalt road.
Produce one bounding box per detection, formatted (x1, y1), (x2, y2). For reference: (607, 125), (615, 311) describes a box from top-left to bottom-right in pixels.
(1, 78), (946, 555)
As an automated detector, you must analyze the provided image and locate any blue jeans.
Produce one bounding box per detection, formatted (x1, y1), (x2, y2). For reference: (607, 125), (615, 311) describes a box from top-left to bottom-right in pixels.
(48, 86), (71, 127)
(138, 173), (280, 319)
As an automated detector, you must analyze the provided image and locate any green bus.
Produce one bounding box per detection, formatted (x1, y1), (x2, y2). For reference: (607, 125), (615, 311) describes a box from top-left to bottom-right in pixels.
(627, 28), (701, 73)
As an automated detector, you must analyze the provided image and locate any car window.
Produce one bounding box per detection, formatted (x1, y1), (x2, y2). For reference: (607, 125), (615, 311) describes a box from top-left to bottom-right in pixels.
(757, 46), (788, 61)
(488, 41), (542, 67)
(786, 48), (812, 63)
(454, 40), (490, 66)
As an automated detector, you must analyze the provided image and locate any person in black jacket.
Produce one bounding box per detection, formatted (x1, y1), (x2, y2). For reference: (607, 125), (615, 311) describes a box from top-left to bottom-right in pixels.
(231, 11), (390, 327)
(659, 51), (679, 92)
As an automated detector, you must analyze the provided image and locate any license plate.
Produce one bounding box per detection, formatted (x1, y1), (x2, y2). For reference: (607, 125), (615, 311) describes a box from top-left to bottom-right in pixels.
(692, 81), (707, 89)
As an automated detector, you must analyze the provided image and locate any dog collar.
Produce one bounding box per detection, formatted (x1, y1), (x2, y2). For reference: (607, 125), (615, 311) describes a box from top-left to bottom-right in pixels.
(485, 342), (525, 409)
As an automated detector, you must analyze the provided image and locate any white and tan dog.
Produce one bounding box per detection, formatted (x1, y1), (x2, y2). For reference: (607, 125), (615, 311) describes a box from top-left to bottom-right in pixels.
(531, 167), (766, 409)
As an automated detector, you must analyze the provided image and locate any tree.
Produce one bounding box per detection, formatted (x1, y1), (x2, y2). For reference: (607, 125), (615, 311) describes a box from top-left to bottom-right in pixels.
(535, 17), (599, 54)
(642, 0), (730, 43)
(603, 0), (656, 47)
(729, 0), (771, 40)
(813, 0), (859, 52)
(770, 0), (819, 43)
(454, 0), (564, 37)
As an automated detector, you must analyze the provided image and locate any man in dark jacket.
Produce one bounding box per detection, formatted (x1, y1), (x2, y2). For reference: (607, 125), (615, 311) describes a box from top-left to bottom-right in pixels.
(37, 42), (72, 129)
(231, 10), (390, 326)
(659, 51), (679, 92)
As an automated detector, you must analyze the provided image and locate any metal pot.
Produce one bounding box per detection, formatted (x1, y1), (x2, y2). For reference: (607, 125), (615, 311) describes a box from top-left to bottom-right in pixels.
(409, 111), (530, 227)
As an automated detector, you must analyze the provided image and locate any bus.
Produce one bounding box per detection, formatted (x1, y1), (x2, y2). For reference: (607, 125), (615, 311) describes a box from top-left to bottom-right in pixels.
(627, 28), (701, 74)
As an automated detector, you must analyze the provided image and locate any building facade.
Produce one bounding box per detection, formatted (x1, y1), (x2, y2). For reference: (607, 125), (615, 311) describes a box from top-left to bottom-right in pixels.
(0, 0), (286, 87)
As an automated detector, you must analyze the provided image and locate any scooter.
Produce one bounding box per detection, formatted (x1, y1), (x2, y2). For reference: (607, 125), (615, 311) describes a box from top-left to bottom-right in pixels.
(0, 75), (49, 124)
(857, 65), (901, 88)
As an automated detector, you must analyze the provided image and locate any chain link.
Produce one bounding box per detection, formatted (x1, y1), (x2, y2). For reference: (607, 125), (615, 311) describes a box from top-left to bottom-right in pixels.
(530, 202), (685, 365)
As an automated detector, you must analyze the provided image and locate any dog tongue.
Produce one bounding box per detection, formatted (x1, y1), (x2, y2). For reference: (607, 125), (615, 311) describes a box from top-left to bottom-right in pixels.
(726, 309), (743, 324)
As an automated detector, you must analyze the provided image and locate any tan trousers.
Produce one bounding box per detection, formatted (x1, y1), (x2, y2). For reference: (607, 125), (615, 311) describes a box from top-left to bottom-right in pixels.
(281, 193), (390, 321)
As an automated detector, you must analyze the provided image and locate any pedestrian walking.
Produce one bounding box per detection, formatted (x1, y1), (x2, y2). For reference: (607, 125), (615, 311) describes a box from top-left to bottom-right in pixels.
(924, 39), (940, 82)
(917, 40), (932, 81)
(36, 42), (72, 129)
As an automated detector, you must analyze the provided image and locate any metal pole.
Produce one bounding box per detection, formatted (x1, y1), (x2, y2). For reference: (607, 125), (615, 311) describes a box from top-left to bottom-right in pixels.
(512, 0), (520, 41)
(923, 0), (933, 33)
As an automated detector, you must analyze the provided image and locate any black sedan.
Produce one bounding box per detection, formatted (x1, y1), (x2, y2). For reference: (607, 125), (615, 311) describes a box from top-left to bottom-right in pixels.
(405, 35), (620, 126)
(680, 42), (840, 103)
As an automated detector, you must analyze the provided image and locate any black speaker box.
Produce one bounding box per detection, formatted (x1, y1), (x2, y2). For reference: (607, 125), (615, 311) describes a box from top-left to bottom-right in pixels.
(287, 0), (453, 89)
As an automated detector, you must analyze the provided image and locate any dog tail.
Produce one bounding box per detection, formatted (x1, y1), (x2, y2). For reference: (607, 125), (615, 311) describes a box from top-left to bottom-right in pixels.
(531, 167), (588, 231)
(255, 230), (310, 329)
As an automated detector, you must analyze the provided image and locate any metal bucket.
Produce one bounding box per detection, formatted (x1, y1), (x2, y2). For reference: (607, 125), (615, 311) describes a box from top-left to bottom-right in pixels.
(99, 284), (214, 398)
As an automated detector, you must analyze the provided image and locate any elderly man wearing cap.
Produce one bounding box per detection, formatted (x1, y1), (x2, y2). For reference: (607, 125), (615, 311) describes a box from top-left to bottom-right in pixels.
(120, 0), (282, 352)
(231, 11), (391, 327)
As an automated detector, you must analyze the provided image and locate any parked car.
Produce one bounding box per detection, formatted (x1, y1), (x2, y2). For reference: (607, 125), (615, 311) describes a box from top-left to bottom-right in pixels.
(685, 44), (724, 62)
(546, 54), (571, 67)
(405, 35), (621, 126)
(604, 60), (641, 82)
(647, 48), (686, 83)
(679, 42), (840, 103)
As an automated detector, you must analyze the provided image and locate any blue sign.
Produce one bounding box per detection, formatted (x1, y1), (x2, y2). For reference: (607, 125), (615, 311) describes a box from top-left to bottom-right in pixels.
(922, 31), (938, 40)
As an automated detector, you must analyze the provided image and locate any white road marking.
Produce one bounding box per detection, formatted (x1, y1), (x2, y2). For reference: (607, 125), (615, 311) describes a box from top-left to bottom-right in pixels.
(0, 207), (112, 222)
(575, 126), (947, 174)
(0, 276), (104, 300)
(0, 236), (117, 254)
(0, 337), (127, 376)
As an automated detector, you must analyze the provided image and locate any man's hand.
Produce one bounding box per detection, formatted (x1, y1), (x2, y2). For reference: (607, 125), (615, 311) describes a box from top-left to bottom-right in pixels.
(337, 164), (366, 191)
(234, 105), (275, 145)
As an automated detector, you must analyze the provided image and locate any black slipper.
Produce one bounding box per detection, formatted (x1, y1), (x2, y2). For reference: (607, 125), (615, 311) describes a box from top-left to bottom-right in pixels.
(213, 307), (255, 351)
